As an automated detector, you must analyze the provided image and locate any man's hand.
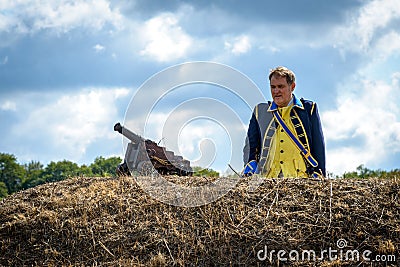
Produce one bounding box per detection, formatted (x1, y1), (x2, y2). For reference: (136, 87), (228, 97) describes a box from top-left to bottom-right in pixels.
(243, 160), (258, 176)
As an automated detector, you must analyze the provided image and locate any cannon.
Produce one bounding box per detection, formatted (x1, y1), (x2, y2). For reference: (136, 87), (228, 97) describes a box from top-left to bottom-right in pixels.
(114, 122), (193, 176)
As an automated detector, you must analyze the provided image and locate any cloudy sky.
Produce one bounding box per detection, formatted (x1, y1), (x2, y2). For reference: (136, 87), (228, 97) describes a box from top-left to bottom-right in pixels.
(1, 0), (399, 176)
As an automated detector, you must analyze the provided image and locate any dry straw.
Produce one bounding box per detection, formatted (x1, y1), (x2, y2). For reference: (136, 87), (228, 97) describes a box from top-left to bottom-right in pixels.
(0, 175), (399, 266)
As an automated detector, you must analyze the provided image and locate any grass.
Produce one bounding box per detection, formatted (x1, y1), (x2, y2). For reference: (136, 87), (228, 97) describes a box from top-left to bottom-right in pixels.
(0, 175), (399, 266)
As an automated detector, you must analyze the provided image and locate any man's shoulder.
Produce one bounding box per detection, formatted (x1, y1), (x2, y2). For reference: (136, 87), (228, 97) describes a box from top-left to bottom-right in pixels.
(300, 98), (314, 103)
(254, 102), (272, 115)
(255, 102), (271, 108)
(298, 98), (319, 116)
(299, 98), (315, 108)
(253, 102), (274, 121)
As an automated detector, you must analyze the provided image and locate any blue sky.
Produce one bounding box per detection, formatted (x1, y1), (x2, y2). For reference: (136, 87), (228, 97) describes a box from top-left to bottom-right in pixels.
(1, 0), (399, 176)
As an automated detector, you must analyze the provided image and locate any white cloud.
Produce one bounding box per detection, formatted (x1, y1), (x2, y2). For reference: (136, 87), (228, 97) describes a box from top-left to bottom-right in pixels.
(177, 122), (225, 169)
(324, 0), (400, 174)
(93, 44), (105, 53)
(0, 0), (123, 34)
(0, 100), (16, 111)
(0, 55), (8, 65)
(373, 31), (400, 60)
(12, 87), (131, 162)
(334, 0), (400, 53)
(323, 76), (400, 173)
(224, 35), (251, 55)
(139, 13), (193, 62)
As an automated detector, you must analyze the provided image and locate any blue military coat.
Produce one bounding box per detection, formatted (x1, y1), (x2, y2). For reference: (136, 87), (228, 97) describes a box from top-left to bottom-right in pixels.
(243, 95), (326, 177)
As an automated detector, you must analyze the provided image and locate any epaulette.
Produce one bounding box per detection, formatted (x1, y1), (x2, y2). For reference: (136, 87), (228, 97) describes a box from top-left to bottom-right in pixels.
(300, 98), (315, 116)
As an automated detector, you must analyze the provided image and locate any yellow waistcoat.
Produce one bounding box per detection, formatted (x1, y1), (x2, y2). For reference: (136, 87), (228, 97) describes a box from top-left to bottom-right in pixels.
(264, 105), (308, 178)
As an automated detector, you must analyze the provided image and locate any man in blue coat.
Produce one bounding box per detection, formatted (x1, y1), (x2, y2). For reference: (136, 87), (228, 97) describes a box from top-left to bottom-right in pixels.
(243, 66), (326, 178)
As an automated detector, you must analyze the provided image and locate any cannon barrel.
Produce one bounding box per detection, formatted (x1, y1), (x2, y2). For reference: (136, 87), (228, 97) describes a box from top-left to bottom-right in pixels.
(114, 122), (143, 144)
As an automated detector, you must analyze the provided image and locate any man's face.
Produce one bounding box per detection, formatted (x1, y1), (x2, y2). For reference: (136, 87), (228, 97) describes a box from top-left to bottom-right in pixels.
(270, 74), (295, 107)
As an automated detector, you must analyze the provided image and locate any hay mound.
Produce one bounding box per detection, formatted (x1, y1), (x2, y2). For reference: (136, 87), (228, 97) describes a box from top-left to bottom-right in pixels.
(0, 176), (399, 266)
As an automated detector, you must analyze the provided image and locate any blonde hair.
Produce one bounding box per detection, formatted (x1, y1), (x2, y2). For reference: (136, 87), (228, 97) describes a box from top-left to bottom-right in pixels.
(269, 66), (296, 85)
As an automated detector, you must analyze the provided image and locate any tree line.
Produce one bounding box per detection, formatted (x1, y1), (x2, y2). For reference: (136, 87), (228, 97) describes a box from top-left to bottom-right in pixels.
(341, 164), (400, 179)
(2, 152), (398, 199)
(0, 152), (222, 199)
(0, 152), (122, 199)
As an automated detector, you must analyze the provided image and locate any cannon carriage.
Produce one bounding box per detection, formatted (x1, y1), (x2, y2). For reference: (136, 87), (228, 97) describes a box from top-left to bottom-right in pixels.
(114, 122), (193, 176)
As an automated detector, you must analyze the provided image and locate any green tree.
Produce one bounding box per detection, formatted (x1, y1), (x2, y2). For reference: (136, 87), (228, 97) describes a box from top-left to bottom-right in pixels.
(42, 160), (80, 182)
(90, 156), (122, 177)
(78, 164), (93, 177)
(0, 153), (26, 194)
(22, 161), (44, 189)
(342, 164), (398, 179)
(356, 164), (372, 178)
(192, 166), (219, 177)
(386, 168), (400, 178)
(343, 170), (358, 178)
(0, 181), (8, 199)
